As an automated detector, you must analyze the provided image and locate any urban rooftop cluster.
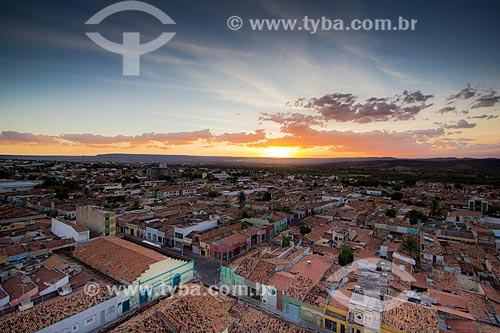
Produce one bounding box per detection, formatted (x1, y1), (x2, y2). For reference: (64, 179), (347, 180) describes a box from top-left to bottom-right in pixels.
(0, 158), (499, 333)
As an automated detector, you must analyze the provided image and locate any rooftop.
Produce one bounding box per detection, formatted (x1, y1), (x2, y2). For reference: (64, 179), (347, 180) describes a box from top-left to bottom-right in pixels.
(382, 296), (440, 333)
(0, 285), (112, 332)
(73, 237), (180, 284)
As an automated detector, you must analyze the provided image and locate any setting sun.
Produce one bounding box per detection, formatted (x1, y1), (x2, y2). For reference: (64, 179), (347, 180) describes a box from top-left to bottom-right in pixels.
(260, 146), (298, 158)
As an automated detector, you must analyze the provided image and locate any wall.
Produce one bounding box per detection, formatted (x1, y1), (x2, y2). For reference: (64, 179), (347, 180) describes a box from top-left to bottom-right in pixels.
(301, 302), (323, 327)
(51, 218), (89, 243)
(118, 258), (194, 311)
(37, 295), (119, 333)
(0, 288), (9, 308)
(39, 275), (69, 296)
(76, 206), (116, 236)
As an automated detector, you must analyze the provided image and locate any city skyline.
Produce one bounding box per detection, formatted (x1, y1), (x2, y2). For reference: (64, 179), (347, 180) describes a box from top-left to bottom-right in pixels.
(1, 0), (500, 158)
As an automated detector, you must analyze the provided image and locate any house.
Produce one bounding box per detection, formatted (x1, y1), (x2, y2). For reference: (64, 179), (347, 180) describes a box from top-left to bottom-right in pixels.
(468, 197), (488, 214)
(0, 286), (9, 308)
(5, 244), (28, 263)
(420, 234), (444, 266)
(29, 266), (69, 296)
(1, 274), (38, 307)
(366, 190), (382, 196)
(471, 225), (495, 248)
(210, 172), (230, 180)
(173, 218), (219, 249)
(210, 232), (248, 262)
(392, 251), (416, 273)
(0, 285), (118, 333)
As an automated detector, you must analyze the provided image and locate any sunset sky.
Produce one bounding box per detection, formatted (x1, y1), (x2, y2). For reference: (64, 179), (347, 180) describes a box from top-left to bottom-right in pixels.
(1, 0), (500, 158)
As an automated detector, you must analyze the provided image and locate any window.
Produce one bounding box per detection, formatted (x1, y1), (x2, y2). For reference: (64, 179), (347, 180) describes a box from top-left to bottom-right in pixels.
(107, 306), (115, 315)
(71, 323), (79, 332)
(84, 315), (96, 326)
(325, 319), (337, 331)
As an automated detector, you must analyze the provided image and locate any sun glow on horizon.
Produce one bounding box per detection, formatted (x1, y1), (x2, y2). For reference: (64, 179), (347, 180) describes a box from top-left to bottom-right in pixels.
(259, 146), (299, 158)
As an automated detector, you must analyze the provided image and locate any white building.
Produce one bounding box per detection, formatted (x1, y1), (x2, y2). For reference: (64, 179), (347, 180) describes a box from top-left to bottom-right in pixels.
(51, 218), (89, 243)
(0, 180), (42, 193)
(173, 219), (218, 248)
(0, 286), (9, 308)
(366, 190), (382, 196)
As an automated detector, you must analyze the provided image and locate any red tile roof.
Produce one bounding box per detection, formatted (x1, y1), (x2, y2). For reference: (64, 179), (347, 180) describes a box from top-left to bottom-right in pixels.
(73, 237), (168, 283)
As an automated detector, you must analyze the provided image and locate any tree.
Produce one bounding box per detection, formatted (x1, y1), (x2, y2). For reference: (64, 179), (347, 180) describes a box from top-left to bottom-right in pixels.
(391, 192), (403, 200)
(385, 208), (397, 218)
(238, 191), (246, 204)
(408, 210), (427, 225)
(431, 198), (440, 216)
(281, 235), (291, 248)
(262, 192), (272, 201)
(300, 225), (311, 235)
(339, 245), (354, 266)
(55, 191), (68, 200)
(403, 178), (417, 187)
(241, 210), (250, 219)
(399, 235), (420, 259)
(207, 190), (219, 198)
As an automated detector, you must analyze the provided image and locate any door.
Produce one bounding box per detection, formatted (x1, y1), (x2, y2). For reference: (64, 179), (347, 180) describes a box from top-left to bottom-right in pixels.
(100, 310), (105, 324)
(284, 303), (300, 322)
(139, 290), (149, 305)
(173, 274), (181, 289)
(122, 299), (130, 313)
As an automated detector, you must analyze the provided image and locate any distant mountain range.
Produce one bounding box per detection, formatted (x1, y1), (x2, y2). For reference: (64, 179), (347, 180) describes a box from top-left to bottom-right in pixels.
(0, 154), (496, 165)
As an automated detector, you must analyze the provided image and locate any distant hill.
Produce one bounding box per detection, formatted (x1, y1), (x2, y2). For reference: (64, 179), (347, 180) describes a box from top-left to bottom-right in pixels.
(0, 154), (397, 165)
(0, 154), (498, 169)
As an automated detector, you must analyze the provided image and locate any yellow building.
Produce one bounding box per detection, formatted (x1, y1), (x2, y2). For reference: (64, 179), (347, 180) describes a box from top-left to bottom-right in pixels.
(76, 205), (116, 237)
(324, 289), (350, 333)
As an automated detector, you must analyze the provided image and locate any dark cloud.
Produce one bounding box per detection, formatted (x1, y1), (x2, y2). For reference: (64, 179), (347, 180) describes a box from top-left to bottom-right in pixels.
(470, 90), (500, 109)
(60, 130), (214, 146)
(401, 90), (434, 104)
(259, 112), (323, 126)
(443, 119), (476, 129)
(0, 131), (59, 144)
(215, 130), (266, 144)
(437, 106), (456, 113)
(289, 90), (433, 124)
(447, 84), (477, 103)
(1, 129), (268, 147)
(469, 114), (499, 120)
